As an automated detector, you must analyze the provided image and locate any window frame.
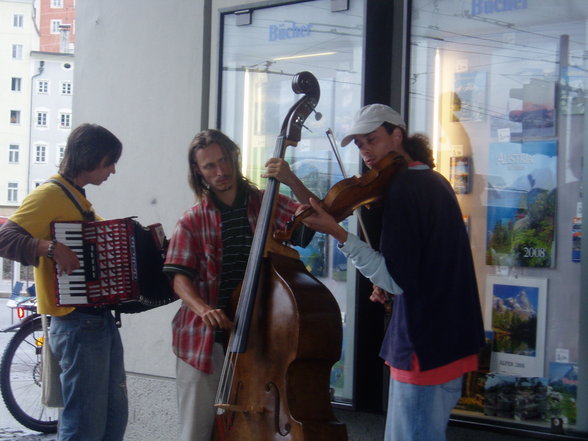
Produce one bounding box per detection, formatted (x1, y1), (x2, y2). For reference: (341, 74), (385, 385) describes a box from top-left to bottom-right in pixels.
(61, 81), (73, 95)
(7, 182), (18, 203)
(51, 19), (62, 34)
(12, 44), (23, 60)
(59, 112), (72, 129)
(11, 77), (22, 92)
(13, 14), (24, 28)
(8, 145), (20, 164)
(36, 111), (48, 128)
(56, 144), (66, 164)
(37, 80), (49, 94)
(34, 144), (47, 164)
(10, 110), (21, 125)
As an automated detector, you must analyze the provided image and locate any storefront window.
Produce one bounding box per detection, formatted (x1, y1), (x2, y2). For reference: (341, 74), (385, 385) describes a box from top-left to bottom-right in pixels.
(410, 0), (586, 435)
(219, 0), (366, 404)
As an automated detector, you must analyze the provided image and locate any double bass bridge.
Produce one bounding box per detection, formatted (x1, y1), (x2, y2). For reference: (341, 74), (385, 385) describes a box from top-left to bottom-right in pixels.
(214, 403), (265, 414)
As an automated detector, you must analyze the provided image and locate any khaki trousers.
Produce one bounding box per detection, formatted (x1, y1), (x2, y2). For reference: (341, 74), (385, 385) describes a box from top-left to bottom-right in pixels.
(176, 343), (224, 441)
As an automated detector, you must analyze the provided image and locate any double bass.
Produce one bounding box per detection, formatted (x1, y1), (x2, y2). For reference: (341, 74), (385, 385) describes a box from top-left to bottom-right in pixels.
(213, 72), (348, 441)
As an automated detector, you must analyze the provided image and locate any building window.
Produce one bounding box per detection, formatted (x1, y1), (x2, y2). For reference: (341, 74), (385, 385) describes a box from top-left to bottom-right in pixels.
(51, 20), (62, 34)
(57, 144), (65, 164)
(8, 145), (19, 164)
(61, 81), (72, 95)
(36, 111), (48, 127)
(11, 77), (22, 92)
(51, 0), (63, 7)
(7, 183), (18, 203)
(35, 145), (47, 163)
(59, 113), (72, 129)
(10, 110), (20, 125)
(12, 45), (23, 60)
(13, 14), (23, 28)
(37, 80), (49, 94)
(2, 257), (14, 280)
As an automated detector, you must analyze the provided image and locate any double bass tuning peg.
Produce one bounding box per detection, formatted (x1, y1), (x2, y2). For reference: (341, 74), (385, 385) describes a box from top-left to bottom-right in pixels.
(302, 109), (322, 133)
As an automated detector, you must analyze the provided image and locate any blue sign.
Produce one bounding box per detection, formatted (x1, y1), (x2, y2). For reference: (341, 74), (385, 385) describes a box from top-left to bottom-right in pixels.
(269, 23), (312, 41)
(471, 0), (528, 16)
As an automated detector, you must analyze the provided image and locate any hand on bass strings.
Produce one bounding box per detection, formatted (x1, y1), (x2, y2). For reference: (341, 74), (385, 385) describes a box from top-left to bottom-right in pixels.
(172, 273), (234, 331)
(201, 308), (233, 331)
(262, 158), (317, 205)
(262, 158), (297, 187)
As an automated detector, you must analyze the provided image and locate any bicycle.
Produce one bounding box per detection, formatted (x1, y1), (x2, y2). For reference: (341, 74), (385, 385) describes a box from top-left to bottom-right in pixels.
(0, 296), (59, 433)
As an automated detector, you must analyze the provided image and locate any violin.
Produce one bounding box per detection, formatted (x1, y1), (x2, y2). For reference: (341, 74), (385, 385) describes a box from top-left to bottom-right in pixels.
(274, 152), (407, 243)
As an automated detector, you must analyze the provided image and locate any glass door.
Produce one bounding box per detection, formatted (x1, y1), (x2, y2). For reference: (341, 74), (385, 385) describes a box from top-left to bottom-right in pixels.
(219, 0), (366, 404)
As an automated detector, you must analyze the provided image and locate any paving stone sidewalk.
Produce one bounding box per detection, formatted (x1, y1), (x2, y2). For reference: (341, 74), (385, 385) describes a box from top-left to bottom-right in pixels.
(0, 427), (56, 440)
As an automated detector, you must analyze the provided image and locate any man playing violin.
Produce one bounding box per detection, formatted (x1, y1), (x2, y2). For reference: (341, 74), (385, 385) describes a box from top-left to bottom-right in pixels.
(301, 104), (485, 441)
(163, 129), (315, 441)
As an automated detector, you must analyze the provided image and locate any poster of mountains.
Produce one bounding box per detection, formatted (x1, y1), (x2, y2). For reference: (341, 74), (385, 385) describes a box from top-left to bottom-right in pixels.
(486, 141), (557, 268)
(548, 362), (578, 424)
(485, 276), (547, 377)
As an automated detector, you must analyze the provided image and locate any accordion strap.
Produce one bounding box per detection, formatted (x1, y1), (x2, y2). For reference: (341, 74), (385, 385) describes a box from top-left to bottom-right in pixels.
(46, 179), (95, 221)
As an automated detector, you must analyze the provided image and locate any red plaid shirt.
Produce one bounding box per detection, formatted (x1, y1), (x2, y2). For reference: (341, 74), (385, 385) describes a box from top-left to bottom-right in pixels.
(164, 188), (299, 373)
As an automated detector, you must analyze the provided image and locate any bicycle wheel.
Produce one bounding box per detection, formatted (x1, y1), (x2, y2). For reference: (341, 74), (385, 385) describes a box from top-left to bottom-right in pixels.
(0, 317), (59, 433)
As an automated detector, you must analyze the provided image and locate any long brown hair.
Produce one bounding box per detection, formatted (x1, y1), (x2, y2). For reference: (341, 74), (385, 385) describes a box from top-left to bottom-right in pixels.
(188, 129), (254, 201)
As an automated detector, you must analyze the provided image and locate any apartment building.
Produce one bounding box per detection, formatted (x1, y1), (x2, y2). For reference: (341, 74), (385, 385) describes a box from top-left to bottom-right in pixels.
(0, 0), (38, 215)
(0, 0), (74, 292)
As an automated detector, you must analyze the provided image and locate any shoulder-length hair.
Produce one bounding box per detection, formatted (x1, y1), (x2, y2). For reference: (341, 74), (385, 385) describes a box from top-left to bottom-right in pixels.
(59, 123), (122, 179)
(382, 122), (435, 169)
(188, 129), (254, 201)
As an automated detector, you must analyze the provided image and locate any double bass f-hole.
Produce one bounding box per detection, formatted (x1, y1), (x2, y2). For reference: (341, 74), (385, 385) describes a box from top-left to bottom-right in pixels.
(265, 382), (291, 436)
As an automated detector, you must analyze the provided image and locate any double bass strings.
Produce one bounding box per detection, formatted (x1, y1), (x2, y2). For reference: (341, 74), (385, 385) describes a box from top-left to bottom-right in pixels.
(214, 179), (276, 410)
(214, 347), (237, 412)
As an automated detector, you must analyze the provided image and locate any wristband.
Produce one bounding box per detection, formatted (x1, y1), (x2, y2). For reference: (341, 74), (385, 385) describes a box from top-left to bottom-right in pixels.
(47, 239), (57, 260)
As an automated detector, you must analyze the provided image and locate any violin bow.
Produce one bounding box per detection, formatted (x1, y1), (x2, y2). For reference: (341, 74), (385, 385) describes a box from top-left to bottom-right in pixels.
(326, 129), (393, 314)
(325, 128), (373, 248)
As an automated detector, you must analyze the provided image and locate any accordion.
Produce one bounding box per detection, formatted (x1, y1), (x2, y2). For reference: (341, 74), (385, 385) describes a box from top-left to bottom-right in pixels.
(51, 217), (175, 312)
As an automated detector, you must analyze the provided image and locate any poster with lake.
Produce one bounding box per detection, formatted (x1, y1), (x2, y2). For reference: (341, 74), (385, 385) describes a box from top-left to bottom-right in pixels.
(485, 141), (557, 267)
(485, 276), (547, 378)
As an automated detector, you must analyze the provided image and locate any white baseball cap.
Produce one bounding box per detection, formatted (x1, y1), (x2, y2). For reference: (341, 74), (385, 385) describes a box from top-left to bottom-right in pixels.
(341, 104), (407, 146)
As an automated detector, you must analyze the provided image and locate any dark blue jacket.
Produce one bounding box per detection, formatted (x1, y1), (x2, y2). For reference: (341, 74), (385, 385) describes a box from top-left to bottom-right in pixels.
(379, 167), (485, 371)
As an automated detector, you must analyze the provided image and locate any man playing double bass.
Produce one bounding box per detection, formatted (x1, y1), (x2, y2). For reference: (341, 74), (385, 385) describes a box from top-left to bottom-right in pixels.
(163, 129), (315, 441)
(300, 104), (485, 441)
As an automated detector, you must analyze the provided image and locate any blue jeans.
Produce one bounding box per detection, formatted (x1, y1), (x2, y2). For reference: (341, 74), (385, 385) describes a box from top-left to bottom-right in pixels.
(384, 376), (463, 441)
(50, 310), (128, 441)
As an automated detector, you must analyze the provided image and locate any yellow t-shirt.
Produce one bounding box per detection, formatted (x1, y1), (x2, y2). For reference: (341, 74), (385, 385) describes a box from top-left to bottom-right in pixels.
(9, 174), (97, 316)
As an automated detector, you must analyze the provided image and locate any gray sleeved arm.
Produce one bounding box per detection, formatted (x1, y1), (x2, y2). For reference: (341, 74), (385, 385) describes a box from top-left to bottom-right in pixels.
(338, 233), (403, 295)
(0, 220), (40, 266)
